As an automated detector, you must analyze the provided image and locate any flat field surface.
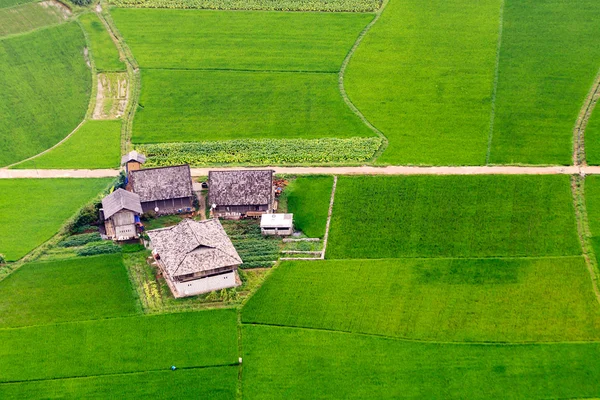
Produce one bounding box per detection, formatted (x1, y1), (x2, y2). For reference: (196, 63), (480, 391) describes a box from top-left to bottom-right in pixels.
(0, 254), (138, 328)
(134, 70), (372, 143)
(15, 120), (122, 169)
(0, 1), (67, 37)
(0, 23), (91, 167)
(489, 0), (600, 164)
(0, 367), (237, 399)
(0, 310), (238, 382)
(243, 258), (600, 342)
(586, 108), (600, 165)
(345, 0), (501, 165)
(0, 178), (111, 261)
(327, 176), (580, 259)
(584, 175), (600, 264)
(110, 0), (380, 12)
(285, 176), (333, 238)
(79, 13), (125, 72)
(111, 9), (373, 71)
(242, 325), (600, 399)
(0, 0), (34, 8)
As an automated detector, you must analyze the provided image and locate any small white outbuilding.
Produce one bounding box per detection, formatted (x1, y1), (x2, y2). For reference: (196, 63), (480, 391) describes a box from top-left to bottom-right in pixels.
(260, 213), (294, 236)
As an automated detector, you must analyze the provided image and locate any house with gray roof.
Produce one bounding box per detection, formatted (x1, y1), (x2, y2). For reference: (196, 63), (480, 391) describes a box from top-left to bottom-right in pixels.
(130, 165), (194, 215)
(147, 219), (242, 297)
(101, 189), (143, 241)
(208, 170), (274, 218)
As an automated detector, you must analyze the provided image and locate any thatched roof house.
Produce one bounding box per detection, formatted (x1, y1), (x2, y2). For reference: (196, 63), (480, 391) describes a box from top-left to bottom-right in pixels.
(130, 165), (194, 215)
(101, 189), (143, 241)
(208, 170), (274, 218)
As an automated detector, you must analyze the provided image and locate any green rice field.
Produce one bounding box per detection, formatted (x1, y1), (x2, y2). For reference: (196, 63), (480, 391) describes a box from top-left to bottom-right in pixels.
(285, 176), (333, 238)
(0, 0), (35, 9)
(0, 1), (67, 37)
(0, 22), (91, 167)
(586, 108), (600, 165)
(0, 179), (111, 261)
(327, 175), (580, 259)
(79, 13), (125, 72)
(14, 120), (122, 169)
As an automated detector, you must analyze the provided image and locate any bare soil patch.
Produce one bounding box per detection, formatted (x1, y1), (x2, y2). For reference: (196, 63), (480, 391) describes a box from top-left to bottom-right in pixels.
(93, 72), (129, 120)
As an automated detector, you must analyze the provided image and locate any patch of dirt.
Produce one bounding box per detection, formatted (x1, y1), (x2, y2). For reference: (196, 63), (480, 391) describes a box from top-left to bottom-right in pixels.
(40, 0), (71, 19)
(93, 72), (129, 120)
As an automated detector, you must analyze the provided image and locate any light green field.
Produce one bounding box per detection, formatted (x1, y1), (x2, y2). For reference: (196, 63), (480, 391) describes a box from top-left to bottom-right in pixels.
(0, 367), (237, 399)
(0, 255), (138, 328)
(0, 179), (111, 261)
(134, 70), (372, 143)
(111, 9), (373, 72)
(243, 258), (600, 342)
(0, 22), (91, 167)
(285, 176), (333, 238)
(584, 175), (600, 266)
(0, 0), (34, 8)
(489, 0), (600, 165)
(327, 176), (580, 259)
(586, 107), (600, 165)
(242, 325), (600, 399)
(79, 13), (125, 72)
(15, 120), (122, 169)
(0, 1), (67, 37)
(345, 0), (501, 165)
(0, 310), (237, 382)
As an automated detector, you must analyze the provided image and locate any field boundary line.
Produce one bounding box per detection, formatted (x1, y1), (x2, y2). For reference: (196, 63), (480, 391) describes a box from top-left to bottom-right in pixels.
(320, 176), (338, 259)
(571, 175), (600, 305)
(338, 0), (390, 161)
(485, 0), (505, 164)
(573, 68), (600, 166)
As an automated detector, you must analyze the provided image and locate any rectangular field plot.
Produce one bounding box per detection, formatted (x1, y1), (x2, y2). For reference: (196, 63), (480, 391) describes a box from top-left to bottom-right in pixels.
(133, 70), (373, 143)
(489, 0), (600, 164)
(327, 175), (580, 259)
(0, 179), (111, 261)
(111, 9), (373, 72)
(0, 254), (138, 328)
(285, 176), (333, 238)
(583, 175), (600, 265)
(0, 366), (237, 399)
(585, 108), (600, 165)
(243, 258), (600, 342)
(0, 1), (68, 37)
(243, 325), (600, 399)
(0, 310), (238, 383)
(79, 12), (124, 72)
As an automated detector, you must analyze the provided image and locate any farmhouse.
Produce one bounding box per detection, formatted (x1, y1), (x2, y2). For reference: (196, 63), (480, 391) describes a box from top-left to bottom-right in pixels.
(100, 188), (143, 241)
(129, 165), (194, 215)
(261, 213), (294, 236)
(121, 150), (146, 174)
(147, 219), (242, 297)
(209, 170), (274, 218)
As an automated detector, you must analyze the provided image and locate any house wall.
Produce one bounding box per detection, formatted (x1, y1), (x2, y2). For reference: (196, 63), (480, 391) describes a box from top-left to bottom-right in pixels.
(105, 210), (138, 240)
(214, 204), (269, 216)
(261, 226), (293, 236)
(171, 270), (239, 298)
(141, 197), (193, 215)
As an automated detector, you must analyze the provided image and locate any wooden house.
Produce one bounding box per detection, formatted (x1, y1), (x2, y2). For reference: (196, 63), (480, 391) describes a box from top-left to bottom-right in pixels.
(147, 219), (242, 298)
(101, 189), (143, 241)
(121, 151), (146, 174)
(129, 165), (194, 215)
(208, 170), (274, 218)
(260, 213), (294, 236)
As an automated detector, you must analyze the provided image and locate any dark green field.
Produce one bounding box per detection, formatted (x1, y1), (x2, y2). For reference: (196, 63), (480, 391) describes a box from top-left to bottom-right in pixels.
(285, 176), (333, 238)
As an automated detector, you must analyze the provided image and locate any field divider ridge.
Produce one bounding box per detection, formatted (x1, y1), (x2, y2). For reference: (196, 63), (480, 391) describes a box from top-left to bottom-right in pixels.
(320, 176), (338, 259)
(485, 0), (505, 165)
(573, 67), (600, 166)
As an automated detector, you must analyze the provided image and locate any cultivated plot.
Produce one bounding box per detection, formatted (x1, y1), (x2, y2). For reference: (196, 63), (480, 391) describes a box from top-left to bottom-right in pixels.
(0, 0), (69, 37)
(586, 107), (600, 165)
(109, 0), (381, 12)
(285, 176), (333, 238)
(0, 178), (111, 261)
(79, 12), (125, 72)
(584, 175), (600, 265)
(327, 175), (581, 259)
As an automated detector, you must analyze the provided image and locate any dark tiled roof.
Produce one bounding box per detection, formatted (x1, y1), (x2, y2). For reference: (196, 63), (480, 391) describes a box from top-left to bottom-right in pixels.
(147, 219), (242, 277)
(121, 151), (146, 165)
(208, 170), (273, 206)
(130, 165), (193, 203)
(102, 188), (143, 219)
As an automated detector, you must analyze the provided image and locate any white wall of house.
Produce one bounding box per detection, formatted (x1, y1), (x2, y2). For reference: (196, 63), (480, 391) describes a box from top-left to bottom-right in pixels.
(173, 271), (239, 297)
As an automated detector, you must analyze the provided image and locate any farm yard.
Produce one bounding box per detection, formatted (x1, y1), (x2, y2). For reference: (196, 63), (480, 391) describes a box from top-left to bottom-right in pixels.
(2, 0), (600, 398)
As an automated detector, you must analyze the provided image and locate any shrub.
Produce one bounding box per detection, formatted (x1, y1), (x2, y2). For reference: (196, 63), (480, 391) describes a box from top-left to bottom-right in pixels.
(0, 254), (5, 264)
(76, 241), (122, 256)
(59, 233), (102, 248)
(71, 0), (93, 5)
(122, 243), (146, 253)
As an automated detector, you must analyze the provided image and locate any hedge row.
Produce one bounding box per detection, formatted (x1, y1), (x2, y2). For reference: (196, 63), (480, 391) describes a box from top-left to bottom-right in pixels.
(136, 137), (382, 167)
(109, 0), (381, 12)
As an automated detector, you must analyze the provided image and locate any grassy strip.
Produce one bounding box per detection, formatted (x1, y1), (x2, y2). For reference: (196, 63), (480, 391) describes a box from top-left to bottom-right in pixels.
(243, 258), (600, 342)
(0, 254), (139, 328)
(0, 1), (66, 37)
(0, 366), (237, 399)
(242, 325), (600, 399)
(327, 175), (581, 259)
(79, 13), (125, 72)
(109, 0), (381, 12)
(0, 310), (238, 382)
(137, 138), (381, 166)
(586, 102), (600, 165)
(285, 176), (333, 238)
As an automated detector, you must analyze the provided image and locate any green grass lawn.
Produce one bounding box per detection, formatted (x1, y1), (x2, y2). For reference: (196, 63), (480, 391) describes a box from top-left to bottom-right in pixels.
(285, 176), (333, 238)
(14, 120), (122, 169)
(585, 107), (600, 165)
(111, 9), (373, 72)
(0, 367), (237, 399)
(133, 70), (372, 144)
(79, 13), (125, 72)
(242, 325), (600, 399)
(345, 0), (501, 165)
(489, 0), (600, 165)
(0, 254), (138, 328)
(0, 23), (91, 167)
(0, 309), (238, 382)
(0, 1), (67, 37)
(243, 257), (600, 342)
(327, 176), (580, 259)
(0, 179), (111, 261)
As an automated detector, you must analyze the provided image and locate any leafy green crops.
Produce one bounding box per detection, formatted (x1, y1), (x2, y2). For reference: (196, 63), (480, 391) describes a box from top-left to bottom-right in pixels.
(79, 13), (125, 72)
(285, 176), (333, 238)
(327, 175), (581, 259)
(110, 0), (381, 12)
(0, 1), (66, 37)
(0, 23), (91, 167)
